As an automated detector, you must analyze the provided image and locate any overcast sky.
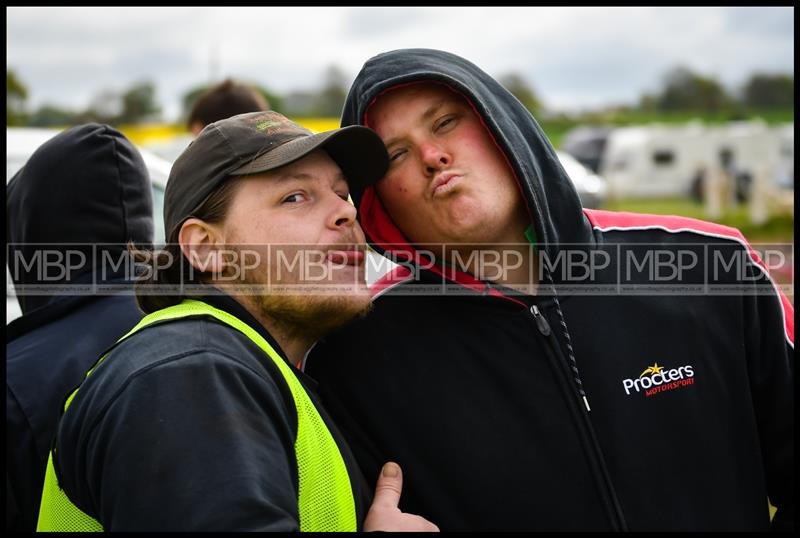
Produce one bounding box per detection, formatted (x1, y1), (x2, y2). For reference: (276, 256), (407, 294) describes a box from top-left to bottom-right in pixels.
(6, 6), (794, 122)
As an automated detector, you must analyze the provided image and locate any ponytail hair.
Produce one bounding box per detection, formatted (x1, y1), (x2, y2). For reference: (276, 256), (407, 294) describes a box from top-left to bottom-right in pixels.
(131, 177), (242, 313)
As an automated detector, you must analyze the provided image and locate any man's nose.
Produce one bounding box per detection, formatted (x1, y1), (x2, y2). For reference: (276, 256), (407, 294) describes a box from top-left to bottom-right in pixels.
(329, 194), (357, 229)
(420, 142), (451, 175)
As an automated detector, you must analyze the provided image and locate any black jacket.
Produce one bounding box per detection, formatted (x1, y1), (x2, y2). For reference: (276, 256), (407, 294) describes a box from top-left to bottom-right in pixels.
(54, 294), (370, 531)
(305, 49), (794, 531)
(6, 124), (153, 531)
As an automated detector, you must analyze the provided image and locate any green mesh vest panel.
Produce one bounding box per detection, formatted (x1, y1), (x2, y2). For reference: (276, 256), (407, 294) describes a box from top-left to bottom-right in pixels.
(37, 299), (357, 532)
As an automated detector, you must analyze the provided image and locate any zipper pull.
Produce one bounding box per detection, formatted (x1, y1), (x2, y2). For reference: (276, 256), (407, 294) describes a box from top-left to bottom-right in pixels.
(530, 305), (551, 336)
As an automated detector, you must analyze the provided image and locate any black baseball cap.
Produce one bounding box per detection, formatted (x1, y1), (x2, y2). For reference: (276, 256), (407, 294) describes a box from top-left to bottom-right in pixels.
(164, 111), (389, 240)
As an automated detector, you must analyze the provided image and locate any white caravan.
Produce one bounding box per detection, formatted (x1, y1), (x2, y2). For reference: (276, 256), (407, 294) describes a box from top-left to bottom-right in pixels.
(599, 120), (790, 202)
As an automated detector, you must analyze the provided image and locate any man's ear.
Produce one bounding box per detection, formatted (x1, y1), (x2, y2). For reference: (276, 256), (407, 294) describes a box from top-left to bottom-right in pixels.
(178, 218), (226, 275)
(189, 121), (204, 137)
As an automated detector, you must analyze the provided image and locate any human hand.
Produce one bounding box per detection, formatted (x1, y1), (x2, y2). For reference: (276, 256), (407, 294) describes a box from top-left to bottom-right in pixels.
(363, 462), (440, 532)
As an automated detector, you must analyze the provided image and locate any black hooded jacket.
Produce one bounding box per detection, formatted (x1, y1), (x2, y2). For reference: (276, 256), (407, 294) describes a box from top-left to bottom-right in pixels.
(305, 49), (794, 531)
(6, 124), (153, 531)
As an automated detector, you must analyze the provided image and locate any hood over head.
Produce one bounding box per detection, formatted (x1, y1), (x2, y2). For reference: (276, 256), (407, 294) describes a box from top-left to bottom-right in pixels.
(341, 48), (594, 284)
(7, 124), (154, 314)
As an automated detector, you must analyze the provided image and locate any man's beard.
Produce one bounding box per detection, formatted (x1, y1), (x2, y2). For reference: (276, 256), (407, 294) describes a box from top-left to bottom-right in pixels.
(222, 243), (373, 343)
(251, 289), (373, 345)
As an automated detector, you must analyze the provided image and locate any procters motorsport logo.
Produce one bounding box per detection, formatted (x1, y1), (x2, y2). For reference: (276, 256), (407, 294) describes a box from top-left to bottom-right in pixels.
(622, 362), (695, 397)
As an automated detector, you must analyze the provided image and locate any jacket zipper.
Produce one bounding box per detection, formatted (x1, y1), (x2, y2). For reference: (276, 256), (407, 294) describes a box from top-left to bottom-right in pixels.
(530, 304), (552, 336)
(528, 303), (629, 531)
(474, 282), (628, 529)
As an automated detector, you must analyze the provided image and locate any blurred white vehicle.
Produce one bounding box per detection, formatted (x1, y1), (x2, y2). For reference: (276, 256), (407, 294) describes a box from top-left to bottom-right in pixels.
(6, 127), (173, 323)
(560, 125), (614, 174)
(142, 133), (194, 165)
(555, 150), (608, 209)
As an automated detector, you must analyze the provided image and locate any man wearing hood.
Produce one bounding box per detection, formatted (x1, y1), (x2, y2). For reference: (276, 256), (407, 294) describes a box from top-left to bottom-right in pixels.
(304, 49), (794, 531)
(6, 124), (154, 531)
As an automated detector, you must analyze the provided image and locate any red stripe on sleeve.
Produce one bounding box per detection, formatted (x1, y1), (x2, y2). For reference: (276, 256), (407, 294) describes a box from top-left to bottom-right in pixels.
(584, 209), (794, 347)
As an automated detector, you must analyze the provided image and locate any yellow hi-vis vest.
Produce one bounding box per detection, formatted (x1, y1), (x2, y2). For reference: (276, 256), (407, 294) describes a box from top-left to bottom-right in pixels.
(37, 299), (358, 532)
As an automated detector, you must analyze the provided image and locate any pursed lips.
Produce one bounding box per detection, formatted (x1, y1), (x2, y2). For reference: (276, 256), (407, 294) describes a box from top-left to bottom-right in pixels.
(430, 172), (462, 197)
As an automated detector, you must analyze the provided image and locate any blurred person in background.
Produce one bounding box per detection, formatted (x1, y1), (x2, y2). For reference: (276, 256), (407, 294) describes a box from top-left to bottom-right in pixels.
(36, 112), (438, 532)
(187, 78), (270, 136)
(6, 124), (154, 531)
(305, 48), (794, 531)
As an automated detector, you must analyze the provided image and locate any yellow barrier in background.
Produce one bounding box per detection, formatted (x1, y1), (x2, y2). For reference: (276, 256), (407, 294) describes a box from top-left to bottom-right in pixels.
(295, 117), (341, 133)
(118, 117), (341, 146)
(118, 124), (185, 146)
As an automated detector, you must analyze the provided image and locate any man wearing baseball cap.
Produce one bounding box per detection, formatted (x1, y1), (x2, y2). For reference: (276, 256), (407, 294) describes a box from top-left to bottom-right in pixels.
(37, 111), (438, 532)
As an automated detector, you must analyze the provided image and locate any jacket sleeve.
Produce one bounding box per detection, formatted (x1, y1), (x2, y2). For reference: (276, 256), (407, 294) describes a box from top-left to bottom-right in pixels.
(742, 256), (794, 531)
(6, 386), (27, 532)
(57, 350), (300, 531)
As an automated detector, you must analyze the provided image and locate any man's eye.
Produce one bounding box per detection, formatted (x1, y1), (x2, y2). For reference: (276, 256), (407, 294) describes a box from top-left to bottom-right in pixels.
(389, 149), (406, 162)
(436, 116), (456, 131)
(282, 193), (307, 204)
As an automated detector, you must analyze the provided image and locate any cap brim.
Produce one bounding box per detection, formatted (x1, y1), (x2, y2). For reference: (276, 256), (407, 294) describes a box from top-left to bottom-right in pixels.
(229, 125), (388, 191)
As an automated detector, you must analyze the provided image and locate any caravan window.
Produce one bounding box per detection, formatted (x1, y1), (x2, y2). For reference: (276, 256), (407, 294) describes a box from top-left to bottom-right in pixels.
(652, 149), (675, 166)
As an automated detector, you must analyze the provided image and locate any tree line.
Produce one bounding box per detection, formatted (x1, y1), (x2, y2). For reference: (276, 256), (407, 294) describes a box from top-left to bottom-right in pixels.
(6, 64), (793, 128)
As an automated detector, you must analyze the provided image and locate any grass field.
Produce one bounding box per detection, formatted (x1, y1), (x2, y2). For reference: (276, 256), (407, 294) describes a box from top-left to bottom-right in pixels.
(604, 197), (794, 244)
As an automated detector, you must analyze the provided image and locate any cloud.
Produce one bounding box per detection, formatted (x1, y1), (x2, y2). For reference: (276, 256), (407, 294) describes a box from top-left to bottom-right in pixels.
(723, 6), (793, 38)
(6, 6), (794, 120)
(344, 7), (429, 38)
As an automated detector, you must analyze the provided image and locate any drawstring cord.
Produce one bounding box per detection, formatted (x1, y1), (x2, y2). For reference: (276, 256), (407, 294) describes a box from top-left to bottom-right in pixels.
(544, 267), (591, 412)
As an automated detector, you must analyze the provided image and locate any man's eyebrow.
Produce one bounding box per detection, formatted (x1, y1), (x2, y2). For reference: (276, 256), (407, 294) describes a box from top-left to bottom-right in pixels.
(421, 99), (447, 122)
(383, 98), (447, 149)
(274, 171), (348, 185)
